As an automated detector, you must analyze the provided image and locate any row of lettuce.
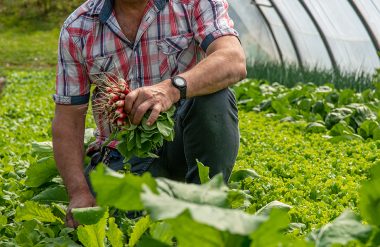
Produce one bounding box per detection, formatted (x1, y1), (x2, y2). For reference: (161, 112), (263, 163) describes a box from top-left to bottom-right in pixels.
(234, 68), (380, 143)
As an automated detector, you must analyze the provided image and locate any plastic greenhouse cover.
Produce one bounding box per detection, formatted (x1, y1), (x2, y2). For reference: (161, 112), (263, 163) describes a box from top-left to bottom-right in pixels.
(228, 0), (280, 63)
(229, 0), (380, 74)
(273, 0), (333, 70)
(304, 0), (379, 73)
(354, 0), (380, 49)
(259, 5), (299, 65)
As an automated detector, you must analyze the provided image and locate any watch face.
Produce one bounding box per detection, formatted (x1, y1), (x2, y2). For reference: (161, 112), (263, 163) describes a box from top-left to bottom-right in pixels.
(174, 77), (186, 87)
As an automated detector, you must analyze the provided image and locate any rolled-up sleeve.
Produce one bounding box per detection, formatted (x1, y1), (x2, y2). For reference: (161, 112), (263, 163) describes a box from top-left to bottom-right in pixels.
(192, 0), (239, 52)
(54, 28), (90, 105)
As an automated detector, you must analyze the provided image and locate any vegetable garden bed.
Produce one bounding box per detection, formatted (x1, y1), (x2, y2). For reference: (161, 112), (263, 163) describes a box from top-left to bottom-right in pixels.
(0, 71), (379, 246)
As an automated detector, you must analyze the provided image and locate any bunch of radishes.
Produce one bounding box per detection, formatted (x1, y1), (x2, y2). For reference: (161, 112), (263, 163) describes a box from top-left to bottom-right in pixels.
(94, 76), (131, 128)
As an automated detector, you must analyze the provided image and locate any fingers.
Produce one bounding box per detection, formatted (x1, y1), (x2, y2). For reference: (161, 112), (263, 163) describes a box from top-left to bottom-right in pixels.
(124, 89), (139, 114)
(124, 85), (172, 125)
(65, 210), (79, 228)
(147, 105), (162, 126)
(131, 100), (155, 125)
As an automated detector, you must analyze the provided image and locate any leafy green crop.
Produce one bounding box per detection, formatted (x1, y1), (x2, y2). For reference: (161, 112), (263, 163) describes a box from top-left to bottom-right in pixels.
(2, 71), (380, 246)
(86, 163), (380, 246)
(115, 107), (175, 161)
(233, 80), (380, 141)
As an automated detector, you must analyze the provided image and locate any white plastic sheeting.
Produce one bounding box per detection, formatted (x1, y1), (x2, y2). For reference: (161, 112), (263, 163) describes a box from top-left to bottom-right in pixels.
(229, 0), (380, 74)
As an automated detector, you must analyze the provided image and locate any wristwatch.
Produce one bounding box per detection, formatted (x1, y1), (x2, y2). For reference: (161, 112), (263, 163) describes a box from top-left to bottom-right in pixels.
(171, 76), (187, 100)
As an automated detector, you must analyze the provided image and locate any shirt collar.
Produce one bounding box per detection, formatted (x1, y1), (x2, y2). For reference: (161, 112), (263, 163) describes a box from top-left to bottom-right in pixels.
(99, 0), (168, 24)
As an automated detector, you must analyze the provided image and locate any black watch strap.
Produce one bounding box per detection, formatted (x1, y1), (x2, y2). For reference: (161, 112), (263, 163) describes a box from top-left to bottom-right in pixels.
(171, 76), (187, 100)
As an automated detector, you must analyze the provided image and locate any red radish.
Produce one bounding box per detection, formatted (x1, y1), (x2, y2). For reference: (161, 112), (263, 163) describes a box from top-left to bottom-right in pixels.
(115, 100), (125, 107)
(112, 87), (122, 93)
(118, 113), (127, 119)
(115, 107), (124, 115)
(116, 118), (125, 126)
(106, 87), (113, 93)
(110, 93), (119, 102)
(118, 78), (127, 84)
(119, 94), (126, 99)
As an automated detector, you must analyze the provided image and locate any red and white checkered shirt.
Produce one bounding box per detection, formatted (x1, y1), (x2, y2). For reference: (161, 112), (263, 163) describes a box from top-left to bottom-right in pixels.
(54, 0), (238, 148)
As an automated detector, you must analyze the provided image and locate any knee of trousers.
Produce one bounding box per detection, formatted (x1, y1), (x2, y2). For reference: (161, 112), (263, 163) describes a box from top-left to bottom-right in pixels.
(183, 88), (239, 127)
(181, 88), (240, 182)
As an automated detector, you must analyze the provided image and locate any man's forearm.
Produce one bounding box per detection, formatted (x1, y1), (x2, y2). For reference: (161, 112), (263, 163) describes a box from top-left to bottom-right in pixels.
(52, 108), (90, 199)
(180, 36), (247, 98)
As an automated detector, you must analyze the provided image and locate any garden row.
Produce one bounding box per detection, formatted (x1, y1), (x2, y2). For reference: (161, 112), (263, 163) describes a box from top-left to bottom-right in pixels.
(0, 71), (379, 246)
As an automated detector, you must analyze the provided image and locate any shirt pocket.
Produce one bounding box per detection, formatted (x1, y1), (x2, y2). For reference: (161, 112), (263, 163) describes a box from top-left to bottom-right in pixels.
(85, 55), (115, 79)
(157, 33), (193, 79)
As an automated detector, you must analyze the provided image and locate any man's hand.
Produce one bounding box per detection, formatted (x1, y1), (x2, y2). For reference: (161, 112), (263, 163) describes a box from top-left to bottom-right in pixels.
(124, 79), (179, 125)
(52, 104), (94, 228)
(66, 192), (96, 228)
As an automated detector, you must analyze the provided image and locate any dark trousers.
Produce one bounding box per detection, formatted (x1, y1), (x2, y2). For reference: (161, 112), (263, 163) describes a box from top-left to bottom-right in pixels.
(86, 88), (239, 184)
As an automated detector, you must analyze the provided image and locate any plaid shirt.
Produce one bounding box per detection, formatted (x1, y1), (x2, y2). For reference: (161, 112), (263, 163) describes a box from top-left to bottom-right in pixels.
(54, 0), (238, 147)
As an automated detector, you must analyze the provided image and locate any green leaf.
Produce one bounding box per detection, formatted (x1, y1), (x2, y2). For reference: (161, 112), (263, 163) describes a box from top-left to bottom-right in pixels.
(141, 185), (267, 235)
(77, 211), (108, 247)
(165, 210), (227, 247)
(328, 121), (355, 136)
(347, 103), (377, 128)
(329, 134), (364, 143)
(307, 211), (372, 247)
(197, 160), (210, 184)
(272, 98), (291, 115)
(38, 236), (82, 247)
(15, 201), (62, 223)
(156, 121), (172, 138)
(90, 165), (157, 211)
(325, 108), (352, 129)
(250, 209), (308, 247)
(229, 169), (260, 182)
(84, 128), (96, 145)
(129, 216), (151, 247)
(358, 120), (379, 139)
(0, 214), (7, 227)
(72, 207), (107, 225)
(359, 165), (380, 226)
(149, 222), (174, 245)
(305, 122), (326, 134)
(106, 217), (124, 247)
(255, 201), (292, 216)
(136, 237), (171, 247)
(25, 156), (58, 187)
(156, 175), (229, 208)
(227, 189), (252, 209)
(31, 141), (53, 158)
(373, 128), (380, 140)
(31, 185), (68, 203)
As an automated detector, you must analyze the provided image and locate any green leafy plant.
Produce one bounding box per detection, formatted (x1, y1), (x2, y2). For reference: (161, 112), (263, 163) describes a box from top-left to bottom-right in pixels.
(116, 107), (175, 160)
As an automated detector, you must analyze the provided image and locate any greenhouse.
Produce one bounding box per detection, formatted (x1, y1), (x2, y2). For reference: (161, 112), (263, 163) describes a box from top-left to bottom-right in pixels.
(229, 0), (380, 74)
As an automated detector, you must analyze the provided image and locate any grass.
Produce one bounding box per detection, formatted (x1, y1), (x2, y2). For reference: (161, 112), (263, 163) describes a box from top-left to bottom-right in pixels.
(246, 62), (374, 92)
(0, 29), (60, 71)
(0, 12), (65, 74)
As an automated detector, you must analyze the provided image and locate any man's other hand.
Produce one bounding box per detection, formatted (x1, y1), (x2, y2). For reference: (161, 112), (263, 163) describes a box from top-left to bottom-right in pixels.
(124, 79), (179, 126)
(66, 192), (96, 228)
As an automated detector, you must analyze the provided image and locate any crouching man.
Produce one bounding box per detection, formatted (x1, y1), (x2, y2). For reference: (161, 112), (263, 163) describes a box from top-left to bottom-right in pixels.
(52, 0), (246, 228)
